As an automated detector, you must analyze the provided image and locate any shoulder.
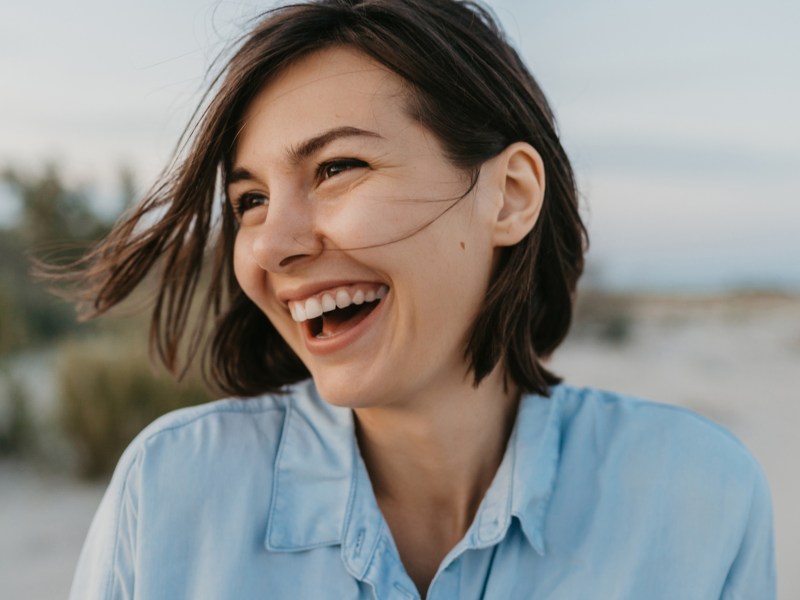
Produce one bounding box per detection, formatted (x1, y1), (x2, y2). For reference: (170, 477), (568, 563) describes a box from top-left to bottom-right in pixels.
(121, 391), (285, 462)
(531, 386), (775, 593)
(110, 379), (324, 491)
(545, 385), (770, 527)
(70, 380), (328, 599)
(550, 384), (763, 479)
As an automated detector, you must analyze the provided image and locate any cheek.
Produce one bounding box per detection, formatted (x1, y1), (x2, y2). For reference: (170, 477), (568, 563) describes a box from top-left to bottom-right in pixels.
(318, 188), (457, 250)
(232, 234), (294, 332)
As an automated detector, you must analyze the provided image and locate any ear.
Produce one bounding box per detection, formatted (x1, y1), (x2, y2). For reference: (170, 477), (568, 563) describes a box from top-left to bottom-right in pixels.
(489, 142), (545, 247)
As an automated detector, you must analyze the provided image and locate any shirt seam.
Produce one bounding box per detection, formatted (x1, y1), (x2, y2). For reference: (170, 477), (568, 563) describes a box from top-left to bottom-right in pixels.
(104, 448), (141, 600)
(138, 401), (285, 450)
(719, 466), (760, 596)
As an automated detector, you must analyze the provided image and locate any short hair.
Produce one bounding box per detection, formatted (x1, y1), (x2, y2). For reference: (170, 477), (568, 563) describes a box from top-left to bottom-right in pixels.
(63, 0), (587, 397)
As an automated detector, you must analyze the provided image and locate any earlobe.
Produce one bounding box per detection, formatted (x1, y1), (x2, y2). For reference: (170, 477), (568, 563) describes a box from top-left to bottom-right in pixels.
(492, 142), (545, 247)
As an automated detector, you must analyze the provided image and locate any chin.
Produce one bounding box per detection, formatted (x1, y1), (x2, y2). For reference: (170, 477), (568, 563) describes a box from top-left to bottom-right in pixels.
(311, 371), (383, 410)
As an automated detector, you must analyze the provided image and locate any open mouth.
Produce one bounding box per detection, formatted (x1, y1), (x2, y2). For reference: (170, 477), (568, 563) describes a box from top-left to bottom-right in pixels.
(307, 299), (381, 339)
(288, 283), (388, 341)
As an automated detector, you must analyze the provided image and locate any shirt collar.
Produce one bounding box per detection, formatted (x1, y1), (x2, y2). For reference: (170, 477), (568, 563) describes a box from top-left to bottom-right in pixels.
(504, 386), (564, 555)
(264, 380), (564, 559)
(263, 380), (387, 583)
(264, 380), (357, 552)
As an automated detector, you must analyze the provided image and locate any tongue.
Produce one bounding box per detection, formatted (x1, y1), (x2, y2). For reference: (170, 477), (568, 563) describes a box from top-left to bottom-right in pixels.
(319, 301), (377, 337)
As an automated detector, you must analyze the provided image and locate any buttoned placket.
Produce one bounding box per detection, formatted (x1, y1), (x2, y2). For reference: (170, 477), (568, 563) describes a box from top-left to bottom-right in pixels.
(423, 390), (563, 599)
(341, 444), (419, 599)
(424, 425), (517, 599)
(341, 411), (523, 600)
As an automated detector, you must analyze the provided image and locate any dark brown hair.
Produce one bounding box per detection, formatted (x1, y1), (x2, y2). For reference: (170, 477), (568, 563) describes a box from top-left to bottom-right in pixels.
(56, 0), (587, 397)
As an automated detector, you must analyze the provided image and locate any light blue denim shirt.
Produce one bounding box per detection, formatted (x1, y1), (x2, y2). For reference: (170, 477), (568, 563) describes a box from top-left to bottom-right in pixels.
(70, 381), (775, 599)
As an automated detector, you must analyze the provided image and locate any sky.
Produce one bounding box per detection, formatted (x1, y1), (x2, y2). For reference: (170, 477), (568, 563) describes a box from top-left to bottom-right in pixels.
(1, 0), (799, 291)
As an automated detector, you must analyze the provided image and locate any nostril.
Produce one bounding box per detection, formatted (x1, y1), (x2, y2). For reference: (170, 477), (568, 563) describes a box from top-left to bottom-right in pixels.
(254, 231), (323, 271)
(278, 253), (311, 268)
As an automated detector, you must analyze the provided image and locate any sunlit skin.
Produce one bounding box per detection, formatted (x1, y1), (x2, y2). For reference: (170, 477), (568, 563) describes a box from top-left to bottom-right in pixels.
(229, 46), (545, 595)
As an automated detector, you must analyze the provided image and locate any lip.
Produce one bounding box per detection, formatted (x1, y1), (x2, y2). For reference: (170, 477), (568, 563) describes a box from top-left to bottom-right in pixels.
(302, 290), (389, 357)
(277, 279), (387, 306)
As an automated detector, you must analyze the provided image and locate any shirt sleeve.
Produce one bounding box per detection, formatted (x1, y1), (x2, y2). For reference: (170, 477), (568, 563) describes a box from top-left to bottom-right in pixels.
(720, 463), (777, 600)
(69, 446), (141, 600)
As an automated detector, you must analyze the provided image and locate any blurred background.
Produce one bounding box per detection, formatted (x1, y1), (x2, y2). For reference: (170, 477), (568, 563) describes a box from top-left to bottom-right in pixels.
(1, 0), (797, 598)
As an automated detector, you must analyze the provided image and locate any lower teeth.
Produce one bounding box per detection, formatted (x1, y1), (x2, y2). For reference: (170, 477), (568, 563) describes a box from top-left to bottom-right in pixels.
(311, 299), (380, 339)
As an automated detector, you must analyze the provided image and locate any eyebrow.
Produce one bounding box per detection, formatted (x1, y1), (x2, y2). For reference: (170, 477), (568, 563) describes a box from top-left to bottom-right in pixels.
(227, 126), (383, 185)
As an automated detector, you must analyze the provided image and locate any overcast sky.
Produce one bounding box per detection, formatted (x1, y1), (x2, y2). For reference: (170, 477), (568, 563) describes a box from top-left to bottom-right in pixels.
(1, 0), (799, 291)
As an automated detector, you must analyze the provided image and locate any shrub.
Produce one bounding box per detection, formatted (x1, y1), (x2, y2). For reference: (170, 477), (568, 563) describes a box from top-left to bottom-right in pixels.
(57, 335), (212, 478)
(0, 372), (35, 456)
(572, 288), (635, 345)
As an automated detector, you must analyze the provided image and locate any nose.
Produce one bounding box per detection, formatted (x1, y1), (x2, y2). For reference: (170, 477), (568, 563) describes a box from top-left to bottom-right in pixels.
(249, 192), (323, 272)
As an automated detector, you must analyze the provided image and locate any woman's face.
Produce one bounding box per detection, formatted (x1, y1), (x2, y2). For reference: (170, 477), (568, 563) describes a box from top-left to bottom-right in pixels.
(230, 46), (504, 408)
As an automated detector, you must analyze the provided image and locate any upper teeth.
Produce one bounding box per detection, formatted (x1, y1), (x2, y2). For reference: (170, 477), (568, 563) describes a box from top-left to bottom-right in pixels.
(289, 284), (388, 323)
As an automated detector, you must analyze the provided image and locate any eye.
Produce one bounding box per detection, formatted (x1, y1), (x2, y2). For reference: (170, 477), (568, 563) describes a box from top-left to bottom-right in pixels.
(231, 191), (268, 218)
(317, 158), (368, 181)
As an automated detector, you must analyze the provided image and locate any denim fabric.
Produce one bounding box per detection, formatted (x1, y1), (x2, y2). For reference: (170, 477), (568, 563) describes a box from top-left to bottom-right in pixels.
(70, 381), (776, 599)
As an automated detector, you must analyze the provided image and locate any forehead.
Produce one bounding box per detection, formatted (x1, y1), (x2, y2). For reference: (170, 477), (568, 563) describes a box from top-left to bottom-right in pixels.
(235, 46), (411, 162)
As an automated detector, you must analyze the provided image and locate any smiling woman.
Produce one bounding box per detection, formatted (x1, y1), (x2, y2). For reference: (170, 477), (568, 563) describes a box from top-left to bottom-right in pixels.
(55, 1), (775, 599)
(227, 45), (545, 408)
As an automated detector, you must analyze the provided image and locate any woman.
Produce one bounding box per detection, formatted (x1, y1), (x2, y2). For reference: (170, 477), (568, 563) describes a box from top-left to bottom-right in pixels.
(66, 1), (775, 598)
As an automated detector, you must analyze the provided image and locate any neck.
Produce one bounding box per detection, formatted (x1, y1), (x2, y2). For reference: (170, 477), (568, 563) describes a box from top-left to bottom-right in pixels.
(353, 365), (520, 535)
